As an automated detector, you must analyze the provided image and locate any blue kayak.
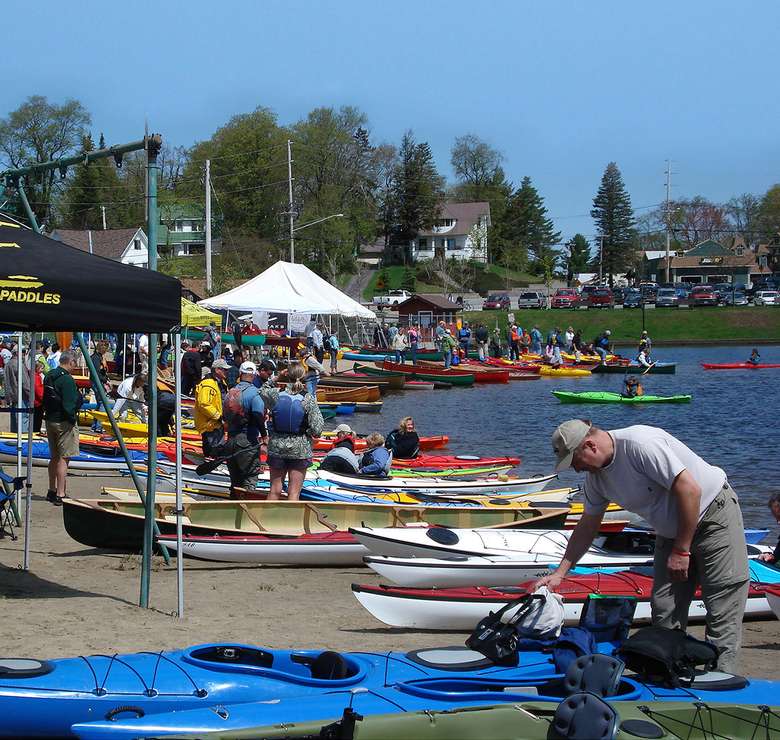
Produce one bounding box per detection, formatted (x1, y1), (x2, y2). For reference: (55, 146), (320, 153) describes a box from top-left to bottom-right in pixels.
(1, 638), (777, 738)
(0, 440), (159, 470)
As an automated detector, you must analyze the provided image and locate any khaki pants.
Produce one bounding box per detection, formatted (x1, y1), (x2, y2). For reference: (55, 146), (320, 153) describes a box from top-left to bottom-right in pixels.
(652, 483), (750, 674)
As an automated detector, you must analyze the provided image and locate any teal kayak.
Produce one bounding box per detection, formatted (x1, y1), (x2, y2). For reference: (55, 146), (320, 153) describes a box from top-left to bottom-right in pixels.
(553, 391), (692, 404)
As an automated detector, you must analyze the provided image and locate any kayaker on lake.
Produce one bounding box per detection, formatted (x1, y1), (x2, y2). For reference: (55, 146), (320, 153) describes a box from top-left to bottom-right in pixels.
(535, 420), (749, 674)
(636, 347), (653, 369)
(748, 348), (761, 366)
(621, 376), (643, 398)
(594, 330), (611, 365)
(757, 493), (780, 564)
(386, 416), (420, 459)
(639, 330), (652, 354)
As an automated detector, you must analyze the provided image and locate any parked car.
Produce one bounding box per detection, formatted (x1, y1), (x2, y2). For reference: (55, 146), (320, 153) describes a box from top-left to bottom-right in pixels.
(754, 290), (780, 306)
(689, 284), (719, 307)
(723, 290), (748, 306)
(482, 293), (511, 310)
(640, 285), (658, 304)
(654, 287), (678, 308)
(517, 291), (546, 309)
(372, 289), (412, 307)
(713, 283), (734, 304)
(611, 287), (626, 305)
(747, 279), (778, 300)
(587, 287), (614, 309)
(623, 289), (642, 308)
(550, 288), (581, 309)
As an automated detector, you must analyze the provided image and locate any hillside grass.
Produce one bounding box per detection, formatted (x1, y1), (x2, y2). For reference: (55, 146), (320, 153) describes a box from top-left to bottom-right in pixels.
(464, 306), (780, 344)
(362, 266), (439, 300)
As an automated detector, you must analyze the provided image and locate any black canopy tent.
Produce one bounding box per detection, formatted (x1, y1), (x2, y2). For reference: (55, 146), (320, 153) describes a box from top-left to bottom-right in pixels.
(0, 220), (180, 595)
(0, 222), (179, 332)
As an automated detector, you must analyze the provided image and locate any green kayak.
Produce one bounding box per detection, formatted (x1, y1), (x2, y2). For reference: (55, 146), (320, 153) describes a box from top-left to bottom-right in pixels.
(166, 701), (780, 739)
(553, 390), (692, 404)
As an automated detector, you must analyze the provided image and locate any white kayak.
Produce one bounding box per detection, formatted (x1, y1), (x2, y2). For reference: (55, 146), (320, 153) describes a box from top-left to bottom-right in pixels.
(157, 532), (367, 566)
(351, 567), (775, 630)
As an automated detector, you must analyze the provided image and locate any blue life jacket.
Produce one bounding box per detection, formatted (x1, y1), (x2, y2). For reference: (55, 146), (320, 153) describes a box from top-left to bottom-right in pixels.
(271, 391), (307, 434)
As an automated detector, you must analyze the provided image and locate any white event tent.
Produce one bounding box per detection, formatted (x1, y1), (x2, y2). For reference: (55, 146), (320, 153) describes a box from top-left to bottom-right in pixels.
(198, 260), (376, 319)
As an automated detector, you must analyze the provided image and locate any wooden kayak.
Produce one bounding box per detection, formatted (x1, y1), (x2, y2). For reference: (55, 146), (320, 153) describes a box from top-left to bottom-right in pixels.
(61, 497), (569, 551)
(318, 375), (395, 393)
(379, 360), (475, 386)
(316, 385), (380, 403)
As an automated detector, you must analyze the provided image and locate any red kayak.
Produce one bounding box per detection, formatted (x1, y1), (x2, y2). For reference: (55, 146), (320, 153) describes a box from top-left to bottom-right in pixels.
(702, 362), (780, 370)
(313, 434), (449, 452)
(388, 454), (521, 470)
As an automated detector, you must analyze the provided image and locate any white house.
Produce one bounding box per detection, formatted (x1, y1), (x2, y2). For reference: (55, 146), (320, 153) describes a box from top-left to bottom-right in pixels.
(51, 227), (154, 267)
(411, 201), (491, 263)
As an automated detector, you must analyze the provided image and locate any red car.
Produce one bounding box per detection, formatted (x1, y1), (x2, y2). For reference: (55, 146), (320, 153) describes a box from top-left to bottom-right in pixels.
(587, 287), (614, 308)
(551, 288), (581, 309)
(689, 285), (718, 307)
(482, 293), (511, 310)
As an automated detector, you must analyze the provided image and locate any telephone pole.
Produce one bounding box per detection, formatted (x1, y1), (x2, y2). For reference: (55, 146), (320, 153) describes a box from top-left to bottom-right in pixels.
(287, 139), (295, 263)
(205, 159), (212, 293)
(664, 159), (672, 283)
(101, 205), (107, 230)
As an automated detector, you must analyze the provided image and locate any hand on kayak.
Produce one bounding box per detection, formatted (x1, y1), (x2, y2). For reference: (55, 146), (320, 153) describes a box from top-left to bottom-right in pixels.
(667, 551), (690, 581)
(530, 571), (565, 593)
(758, 552), (776, 563)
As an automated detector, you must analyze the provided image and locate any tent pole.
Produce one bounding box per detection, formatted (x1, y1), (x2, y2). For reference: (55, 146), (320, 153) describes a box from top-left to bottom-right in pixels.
(174, 334), (184, 617)
(22, 332), (35, 570)
(16, 184), (39, 233)
(75, 334), (171, 567)
(14, 334), (23, 508)
(122, 333), (127, 383)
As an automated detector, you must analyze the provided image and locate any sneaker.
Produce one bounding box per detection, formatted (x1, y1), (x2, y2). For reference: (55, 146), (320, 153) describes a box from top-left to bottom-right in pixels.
(46, 490), (57, 503)
(53, 497), (63, 507)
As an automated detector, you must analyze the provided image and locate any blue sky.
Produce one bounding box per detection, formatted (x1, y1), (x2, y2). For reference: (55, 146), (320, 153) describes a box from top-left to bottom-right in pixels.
(4, 0), (779, 242)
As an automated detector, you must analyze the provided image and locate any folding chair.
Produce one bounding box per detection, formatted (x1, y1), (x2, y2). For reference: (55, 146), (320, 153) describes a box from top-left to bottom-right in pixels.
(0, 471), (23, 541)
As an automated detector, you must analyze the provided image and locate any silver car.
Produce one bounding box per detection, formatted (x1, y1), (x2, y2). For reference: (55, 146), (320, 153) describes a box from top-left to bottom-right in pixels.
(517, 291), (546, 309)
(655, 288), (678, 308)
(754, 290), (780, 306)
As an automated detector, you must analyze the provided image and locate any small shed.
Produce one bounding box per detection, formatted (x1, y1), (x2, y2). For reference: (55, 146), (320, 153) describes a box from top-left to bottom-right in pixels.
(396, 293), (461, 332)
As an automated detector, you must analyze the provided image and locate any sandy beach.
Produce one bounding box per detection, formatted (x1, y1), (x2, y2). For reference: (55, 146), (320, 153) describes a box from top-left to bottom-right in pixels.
(0, 459), (777, 679)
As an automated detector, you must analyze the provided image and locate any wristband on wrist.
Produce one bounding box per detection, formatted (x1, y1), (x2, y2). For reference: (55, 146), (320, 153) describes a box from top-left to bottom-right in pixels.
(672, 547), (691, 557)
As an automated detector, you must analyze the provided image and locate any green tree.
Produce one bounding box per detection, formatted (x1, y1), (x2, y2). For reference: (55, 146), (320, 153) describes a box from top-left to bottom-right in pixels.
(758, 184), (780, 239)
(401, 267), (416, 292)
(450, 134), (503, 201)
(375, 267), (390, 291)
(590, 162), (635, 283)
(503, 176), (560, 273)
(391, 131), (445, 264)
(0, 95), (91, 225)
(564, 233), (591, 283)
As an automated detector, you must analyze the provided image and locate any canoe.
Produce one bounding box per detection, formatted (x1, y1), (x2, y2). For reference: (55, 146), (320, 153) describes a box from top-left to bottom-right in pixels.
(352, 563), (778, 630)
(538, 366), (591, 377)
(187, 328), (267, 347)
(701, 362), (780, 370)
(358, 345), (445, 361)
(0, 439), (158, 470)
(354, 364), (451, 388)
(592, 362), (677, 375)
(65, 649), (780, 739)
(62, 498), (568, 551)
(323, 372), (402, 391)
(553, 391), (692, 404)
(315, 433), (448, 452)
(111, 701), (780, 740)
(379, 360), (476, 386)
(418, 360), (510, 384)
(317, 384), (380, 403)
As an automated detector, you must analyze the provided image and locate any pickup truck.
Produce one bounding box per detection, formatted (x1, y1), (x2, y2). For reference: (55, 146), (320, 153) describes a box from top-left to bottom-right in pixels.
(372, 290), (412, 308)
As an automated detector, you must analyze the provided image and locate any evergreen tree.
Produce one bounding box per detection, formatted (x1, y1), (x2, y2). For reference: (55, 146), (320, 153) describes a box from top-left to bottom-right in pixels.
(565, 233), (591, 283)
(503, 176), (560, 273)
(401, 267), (416, 292)
(590, 162), (635, 283)
(391, 131), (444, 264)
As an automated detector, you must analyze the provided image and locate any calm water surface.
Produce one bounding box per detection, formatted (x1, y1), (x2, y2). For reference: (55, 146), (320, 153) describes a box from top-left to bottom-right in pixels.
(337, 345), (780, 529)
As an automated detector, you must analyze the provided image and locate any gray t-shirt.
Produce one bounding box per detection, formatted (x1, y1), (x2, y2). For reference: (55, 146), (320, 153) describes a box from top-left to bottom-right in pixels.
(583, 425), (725, 538)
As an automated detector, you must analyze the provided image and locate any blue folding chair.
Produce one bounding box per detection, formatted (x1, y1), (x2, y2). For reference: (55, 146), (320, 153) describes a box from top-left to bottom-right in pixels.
(0, 471), (23, 541)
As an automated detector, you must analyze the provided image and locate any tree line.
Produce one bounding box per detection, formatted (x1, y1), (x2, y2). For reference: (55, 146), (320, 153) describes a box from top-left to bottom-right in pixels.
(2, 95), (779, 289)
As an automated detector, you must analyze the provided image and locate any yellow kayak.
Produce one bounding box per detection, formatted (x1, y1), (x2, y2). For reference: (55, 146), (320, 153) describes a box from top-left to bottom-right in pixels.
(538, 365), (592, 377)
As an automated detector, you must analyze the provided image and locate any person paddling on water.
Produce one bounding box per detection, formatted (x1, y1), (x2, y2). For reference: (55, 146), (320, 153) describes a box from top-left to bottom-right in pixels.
(621, 376), (643, 398)
(636, 347), (653, 369)
(533, 419), (750, 674)
(748, 348), (761, 366)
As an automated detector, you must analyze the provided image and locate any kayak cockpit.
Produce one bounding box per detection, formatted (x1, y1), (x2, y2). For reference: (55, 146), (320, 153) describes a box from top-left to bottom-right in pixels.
(182, 644), (365, 685)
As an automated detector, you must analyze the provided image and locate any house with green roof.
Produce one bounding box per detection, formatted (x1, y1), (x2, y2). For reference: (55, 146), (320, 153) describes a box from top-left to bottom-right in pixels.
(158, 202), (222, 257)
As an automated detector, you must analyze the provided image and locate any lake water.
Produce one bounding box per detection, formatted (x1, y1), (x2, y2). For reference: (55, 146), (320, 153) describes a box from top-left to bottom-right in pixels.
(339, 345), (780, 529)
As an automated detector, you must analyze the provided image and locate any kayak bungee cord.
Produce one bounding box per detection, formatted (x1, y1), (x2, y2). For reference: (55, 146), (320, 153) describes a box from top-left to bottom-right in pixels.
(637, 703), (780, 740)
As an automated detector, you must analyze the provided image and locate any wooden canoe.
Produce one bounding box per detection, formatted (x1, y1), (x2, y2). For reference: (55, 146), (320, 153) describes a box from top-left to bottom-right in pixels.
(378, 360), (475, 386)
(62, 497), (569, 551)
(316, 384), (380, 403)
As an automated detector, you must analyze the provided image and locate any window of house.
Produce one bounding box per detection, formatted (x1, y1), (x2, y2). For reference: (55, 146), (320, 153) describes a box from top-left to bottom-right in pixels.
(446, 238), (456, 250)
(418, 238), (427, 249)
(759, 256), (768, 267)
(133, 238), (141, 250)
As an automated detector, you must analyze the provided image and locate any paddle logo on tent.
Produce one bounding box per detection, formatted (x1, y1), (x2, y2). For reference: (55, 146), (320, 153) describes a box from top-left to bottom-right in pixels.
(0, 274), (61, 305)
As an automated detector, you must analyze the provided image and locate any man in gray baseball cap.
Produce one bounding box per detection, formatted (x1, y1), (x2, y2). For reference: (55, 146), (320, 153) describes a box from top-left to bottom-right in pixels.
(536, 418), (749, 675)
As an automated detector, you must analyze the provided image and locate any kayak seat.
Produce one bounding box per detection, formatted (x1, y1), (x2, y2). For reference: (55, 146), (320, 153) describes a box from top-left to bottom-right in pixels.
(189, 645), (273, 668)
(550, 691), (617, 740)
(563, 654), (625, 698)
(292, 651), (351, 680)
(0, 658), (53, 679)
(404, 647), (495, 672)
(689, 670), (748, 691)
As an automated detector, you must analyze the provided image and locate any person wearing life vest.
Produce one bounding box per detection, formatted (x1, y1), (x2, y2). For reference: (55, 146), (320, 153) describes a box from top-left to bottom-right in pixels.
(594, 330), (611, 365)
(194, 358), (230, 457)
(299, 348), (330, 397)
(636, 348), (652, 369)
(385, 416), (420, 459)
(261, 363), (324, 501)
(359, 432), (392, 477)
(621, 376), (644, 398)
(509, 324), (520, 361)
(458, 322), (472, 357)
(319, 423), (360, 475)
(748, 348), (761, 366)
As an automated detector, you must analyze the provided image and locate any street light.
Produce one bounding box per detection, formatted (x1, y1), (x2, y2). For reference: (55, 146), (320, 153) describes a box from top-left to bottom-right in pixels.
(289, 213), (344, 263)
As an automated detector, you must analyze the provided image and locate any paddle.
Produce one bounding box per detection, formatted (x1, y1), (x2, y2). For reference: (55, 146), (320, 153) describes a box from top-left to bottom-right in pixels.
(641, 361), (657, 375)
(195, 444), (261, 477)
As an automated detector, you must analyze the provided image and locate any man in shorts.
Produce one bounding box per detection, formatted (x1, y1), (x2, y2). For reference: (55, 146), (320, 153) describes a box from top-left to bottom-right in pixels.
(43, 351), (81, 505)
(533, 420), (750, 674)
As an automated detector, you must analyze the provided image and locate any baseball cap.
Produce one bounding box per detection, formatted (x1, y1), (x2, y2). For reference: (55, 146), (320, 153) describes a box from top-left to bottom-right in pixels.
(211, 358), (230, 370)
(239, 361), (257, 374)
(605, 330), (611, 336)
(334, 423), (353, 434)
(551, 419), (592, 471)
(200, 341), (211, 348)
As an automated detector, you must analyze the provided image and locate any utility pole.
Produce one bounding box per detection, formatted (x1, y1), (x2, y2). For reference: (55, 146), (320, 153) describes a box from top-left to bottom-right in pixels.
(287, 139), (295, 263)
(664, 159), (672, 284)
(205, 159), (212, 293)
(101, 205), (107, 230)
